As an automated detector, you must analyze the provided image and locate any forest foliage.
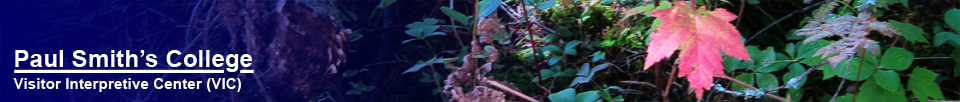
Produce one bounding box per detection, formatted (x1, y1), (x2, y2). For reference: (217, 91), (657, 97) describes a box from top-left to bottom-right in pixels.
(338, 0), (960, 101)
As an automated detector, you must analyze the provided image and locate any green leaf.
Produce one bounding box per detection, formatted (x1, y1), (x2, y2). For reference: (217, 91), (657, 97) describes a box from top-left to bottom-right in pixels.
(565, 40), (581, 51)
(872, 70), (901, 92)
(786, 29), (806, 40)
(403, 57), (450, 74)
(819, 57), (877, 81)
(565, 49), (578, 55)
(879, 47), (914, 70)
(909, 68), (945, 102)
(934, 32), (960, 46)
(571, 63), (591, 87)
(541, 69), (555, 79)
(534, 69), (556, 82)
(537, 0), (556, 10)
(787, 88), (804, 102)
(571, 63), (610, 87)
(824, 57), (877, 81)
(731, 73), (755, 91)
(420, 26), (441, 37)
(889, 20), (930, 43)
(598, 89), (612, 101)
(478, 0), (501, 17)
(440, 7), (470, 25)
(655, 1), (672, 10)
(760, 47), (776, 68)
(799, 55), (824, 68)
(404, 60), (429, 74)
(749, 46), (775, 72)
(950, 49), (960, 61)
(782, 63), (808, 88)
(747, 0), (760, 4)
(798, 40), (832, 59)
(591, 51), (606, 62)
(857, 78), (908, 102)
(834, 93), (854, 102)
(549, 88), (577, 102)
(756, 73), (780, 89)
(900, 0), (909, 8)
(576, 91), (601, 102)
(590, 63), (610, 75)
(544, 34), (558, 43)
(549, 56), (563, 66)
(746, 46), (763, 61)
(346, 90), (362, 95)
(406, 18), (440, 29)
(542, 45), (563, 53)
(786, 43), (797, 58)
(945, 9), (960, 31)
(954, 49), (960, 77)
(738, 60), (755, 72)
(723, 56), (742, 72)
(555, 67), (578, 77)
(746, 46), (765, 70)
(404, 29), (424, 38)
(758, 53), (790, 73)
(565, 40), (581, 55)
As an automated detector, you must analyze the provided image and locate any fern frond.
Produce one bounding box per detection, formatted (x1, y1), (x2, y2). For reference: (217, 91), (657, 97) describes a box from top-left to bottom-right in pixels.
(795, 1), (899, 68)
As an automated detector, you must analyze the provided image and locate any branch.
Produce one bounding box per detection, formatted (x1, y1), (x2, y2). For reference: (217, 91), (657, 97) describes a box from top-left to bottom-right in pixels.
(719, 76), (791, 102)
(745, 1), (824, 44)
(486, 80), (539, 102)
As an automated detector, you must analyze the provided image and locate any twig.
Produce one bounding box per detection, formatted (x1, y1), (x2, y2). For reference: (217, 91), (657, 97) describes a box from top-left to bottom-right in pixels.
(446, 0), (465, 48)
(361, 61), (406, 69)
(520, 0), (541, 86)
(429, 66), (448, 101)
(853, 50), (869, 102)
(745, 1), (825, 44)
(719, 76), (791, 102)
(486, 80), (540, 102)
(830, 58), (855, 102)
(664, 63), (677, 102)
(915, 57), (953, 60)
(620, 81), (658, 88)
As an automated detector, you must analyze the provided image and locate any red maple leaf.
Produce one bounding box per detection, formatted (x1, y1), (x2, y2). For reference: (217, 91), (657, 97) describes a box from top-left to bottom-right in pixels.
(643, 2), (751, 99)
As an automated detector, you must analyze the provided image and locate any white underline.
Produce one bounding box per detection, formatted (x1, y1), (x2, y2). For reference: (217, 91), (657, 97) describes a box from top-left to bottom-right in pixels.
(13, 69), (255, 73)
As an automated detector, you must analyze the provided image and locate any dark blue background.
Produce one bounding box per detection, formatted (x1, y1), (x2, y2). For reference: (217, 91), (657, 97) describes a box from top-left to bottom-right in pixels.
(2, 1), (246, 101)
